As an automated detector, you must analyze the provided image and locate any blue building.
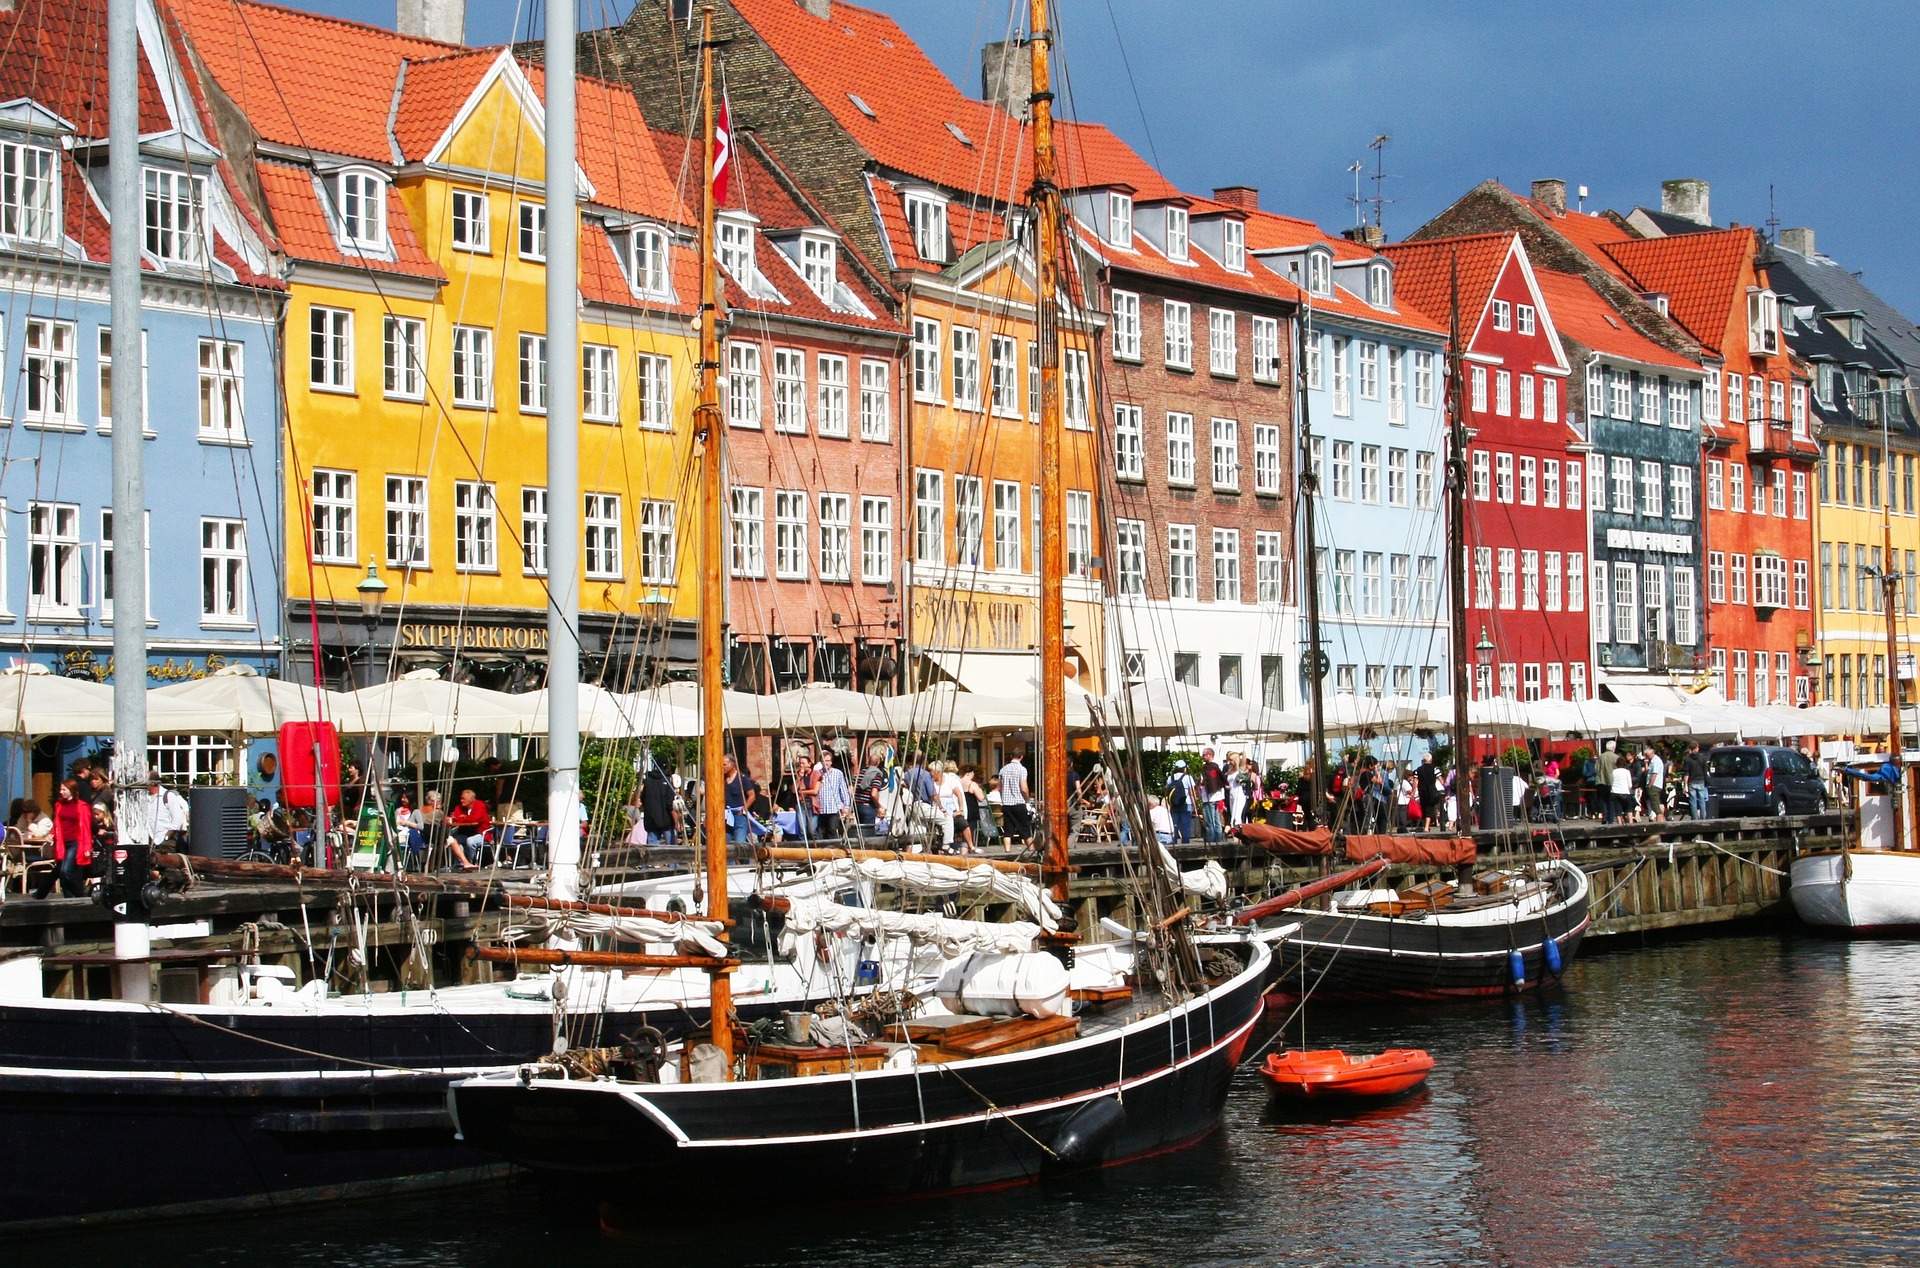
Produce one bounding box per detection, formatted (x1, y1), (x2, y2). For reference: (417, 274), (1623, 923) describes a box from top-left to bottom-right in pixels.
(0, 0), (284, 795)
(1247, 220), (1452, 715)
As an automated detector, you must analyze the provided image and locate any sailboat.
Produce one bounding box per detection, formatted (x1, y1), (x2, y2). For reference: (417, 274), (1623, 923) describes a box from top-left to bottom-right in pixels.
(446, 3), (1273, 1202)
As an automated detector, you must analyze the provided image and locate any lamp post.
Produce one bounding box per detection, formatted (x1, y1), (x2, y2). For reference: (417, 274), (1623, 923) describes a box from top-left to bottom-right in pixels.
(1474, 627), (1495, 694)
(355, 559), (389, 687)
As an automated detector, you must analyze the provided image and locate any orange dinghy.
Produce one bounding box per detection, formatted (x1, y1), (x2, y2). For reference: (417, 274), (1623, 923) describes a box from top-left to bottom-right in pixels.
(1260, 1048), (1433, 1099)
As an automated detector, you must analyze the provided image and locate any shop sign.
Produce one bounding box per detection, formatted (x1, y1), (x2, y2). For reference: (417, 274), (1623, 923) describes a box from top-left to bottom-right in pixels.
(398, 623), (550, 652)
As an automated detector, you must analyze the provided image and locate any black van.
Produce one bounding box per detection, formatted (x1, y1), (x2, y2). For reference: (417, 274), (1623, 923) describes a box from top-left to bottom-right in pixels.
(1702, 745), (1826, 817)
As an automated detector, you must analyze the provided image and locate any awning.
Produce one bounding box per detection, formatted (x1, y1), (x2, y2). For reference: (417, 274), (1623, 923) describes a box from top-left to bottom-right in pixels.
(1600, 678), (1730, 713)
(925, 650), (1047, 697)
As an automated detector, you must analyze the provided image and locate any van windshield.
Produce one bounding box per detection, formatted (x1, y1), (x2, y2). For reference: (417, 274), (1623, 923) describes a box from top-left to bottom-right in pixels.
(1708, 751), (1765, 778)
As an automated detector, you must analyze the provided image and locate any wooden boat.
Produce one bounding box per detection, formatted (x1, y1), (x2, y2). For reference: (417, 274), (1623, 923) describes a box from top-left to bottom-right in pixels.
(1260, 1048), (1433, 1099)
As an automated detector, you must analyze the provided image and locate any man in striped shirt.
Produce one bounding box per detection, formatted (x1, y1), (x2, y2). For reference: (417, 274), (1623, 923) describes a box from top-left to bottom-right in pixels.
(814, 751), (852, 841)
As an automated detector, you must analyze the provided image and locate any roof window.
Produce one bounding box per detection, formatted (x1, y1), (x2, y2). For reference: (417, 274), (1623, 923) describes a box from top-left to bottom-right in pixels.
(848, 94), (876, 119)
(945, 122), (973, 147)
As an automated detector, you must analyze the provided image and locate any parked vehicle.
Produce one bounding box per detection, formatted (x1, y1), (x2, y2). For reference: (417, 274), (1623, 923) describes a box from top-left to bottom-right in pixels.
(1703, 745), (1826, 818)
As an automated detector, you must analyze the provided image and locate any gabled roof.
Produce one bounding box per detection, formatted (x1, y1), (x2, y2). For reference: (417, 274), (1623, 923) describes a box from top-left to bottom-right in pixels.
(1534, 269), (1697, 373)
(1510, 192), (1639, 285)
(0, 0), (173, 138)
(390, 47), (497, 161)
(256, 159), (442, 280)
(1600, 227), (1757, 350)
(1236, 207), (1445, 335)
(1766, 242), (1920, 383)
(1379, 232), (1517, 338)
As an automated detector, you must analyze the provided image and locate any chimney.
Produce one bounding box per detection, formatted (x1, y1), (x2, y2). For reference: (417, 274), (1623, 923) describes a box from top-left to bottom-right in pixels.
(396, 0), (465, 42)
(1660, 178), (1711, 226)
(1530, 178), (1567, 215)
(981, 41), (1031, 121)
(1212, 185), (1259, 212)
(795, 0), (831, 17)
(1342, 224), (1385, 247)
(1780, 226), (1816, 257)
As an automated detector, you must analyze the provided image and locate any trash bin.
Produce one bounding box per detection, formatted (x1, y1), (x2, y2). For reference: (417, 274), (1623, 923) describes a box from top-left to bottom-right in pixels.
(1476, 766), (1514, 830)
(189, 786), (252, 860)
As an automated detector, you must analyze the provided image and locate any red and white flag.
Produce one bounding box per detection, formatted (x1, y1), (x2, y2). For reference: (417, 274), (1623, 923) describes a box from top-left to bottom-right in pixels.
(711, 98), (732, 206)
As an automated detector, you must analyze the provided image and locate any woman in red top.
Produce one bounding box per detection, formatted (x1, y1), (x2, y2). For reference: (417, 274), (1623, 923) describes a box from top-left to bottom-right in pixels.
(32, 780), (94, 899)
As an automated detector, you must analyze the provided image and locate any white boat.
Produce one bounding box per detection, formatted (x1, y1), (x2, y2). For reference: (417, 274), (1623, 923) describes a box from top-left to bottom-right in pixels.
(1791, 757), (1920, 932)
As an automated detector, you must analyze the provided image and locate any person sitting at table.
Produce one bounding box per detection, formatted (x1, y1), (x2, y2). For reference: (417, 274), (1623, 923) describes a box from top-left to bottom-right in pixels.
(12, 799), (50, 842)
(445, 787), (491, 871)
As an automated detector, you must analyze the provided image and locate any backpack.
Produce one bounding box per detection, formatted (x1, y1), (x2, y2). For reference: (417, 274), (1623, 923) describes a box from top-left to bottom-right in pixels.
(1167, 775), (1189, 813)
(1581, 757), (1599, 782)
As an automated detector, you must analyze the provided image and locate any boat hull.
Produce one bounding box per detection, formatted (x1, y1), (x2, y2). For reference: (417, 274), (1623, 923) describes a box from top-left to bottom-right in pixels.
(448, 943), (1271, 1205)
(1790, 851), (1920, 933)
(1260, 1048), (1432, 1098)
(1262, 861), (1590, 1002)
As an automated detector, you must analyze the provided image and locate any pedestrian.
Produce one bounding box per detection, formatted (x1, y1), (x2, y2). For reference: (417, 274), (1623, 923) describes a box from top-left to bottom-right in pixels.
(792, 754), (821, 843)
(1415, 753), (1441, 832)
(1646, 746), (1667, 821)
(813, 751), (850, 842)
(854, 750), (888, 836)
(1684, 740), (1711, 820)
(142, 770), (190, 847)
(641, 761), (680, 845)
(32, 780), (94, 898)
(1610, 749), (1636, 824)
(1597, 740), (1621, 824)
(937, 760), (968, 853)
(1199, 748), (1226, 843)
(997, 750), (1031, 850)
(960, 764), (986, 850)
(1148, 795), (1175, 844)
(720, 754), (757, 846)
(1396, 763), (1416, 832)
(1165, 759), (1197, 844)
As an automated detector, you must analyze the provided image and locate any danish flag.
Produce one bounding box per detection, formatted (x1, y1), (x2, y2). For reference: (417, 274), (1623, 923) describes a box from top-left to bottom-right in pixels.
(712, 98), (732, 205)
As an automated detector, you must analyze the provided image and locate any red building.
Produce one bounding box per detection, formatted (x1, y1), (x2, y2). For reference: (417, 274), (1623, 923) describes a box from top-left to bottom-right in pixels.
(1385, 233), (1591, 701)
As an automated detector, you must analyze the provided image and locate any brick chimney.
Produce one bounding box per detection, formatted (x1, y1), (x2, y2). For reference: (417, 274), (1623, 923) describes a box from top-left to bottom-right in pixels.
(1780, 226), (1816, 257)
(981, 41), (1031, 121)
(1212, 185), (1259, 212)
(1342, 224), (1385, 247)
(1530, 178), (1567, 215)
(1661, 178), (1711, 226)
(396, 0), (464, 42)
(795, 0), (832, 17)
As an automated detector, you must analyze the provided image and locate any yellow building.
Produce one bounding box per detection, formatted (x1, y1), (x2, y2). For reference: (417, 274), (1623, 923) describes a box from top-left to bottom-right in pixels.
(178, 4), (700, 688)
(1815, 424), (1920, 714)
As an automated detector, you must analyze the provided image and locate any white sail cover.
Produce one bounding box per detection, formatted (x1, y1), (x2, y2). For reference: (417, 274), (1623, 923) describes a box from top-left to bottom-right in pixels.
(502, 913), (728, 958)
(771, 857), (1061, 930)
(780, 896), (1042, 957)
(1157, 844), (1228, 903)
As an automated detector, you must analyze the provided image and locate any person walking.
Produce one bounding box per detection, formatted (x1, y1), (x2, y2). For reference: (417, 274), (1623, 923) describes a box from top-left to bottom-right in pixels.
(1646, 746), (1667, 821)
(142, 771), (191, 848)
(641, 762), (679, 845)
(997, 750), (1030, 850)
(959, 764), (986, 851)
(31, 780), (94, 899)
(1609, 749), (1636, 825)
(792, 755), (821, 843)
(1684, 741), (1711, 820)
(720, 754), (756, 847)
(1165, 760), (1197, 844)
(1199, 748), (1226, 843)
(1415, 754), (1441, 833)
(1596, 740), (1621, 824)
(854, 751), (888, 837)
(813, 752), (851, 842)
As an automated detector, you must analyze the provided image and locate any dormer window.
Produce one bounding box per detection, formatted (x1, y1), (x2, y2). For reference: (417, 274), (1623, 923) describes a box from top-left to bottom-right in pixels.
(1747, 287), (1780, 355)
(1367, 261), (1391, 308)
(1307, 249), (1331, 298)
(1165, 206), (1189, 261)
(143, 167), (206, 266)
(0, 140), (58, 244)
(1108, 192), (1132, 249)
(903, 191), (947, 264)
(1223, 218), (1245, 271)
(715, 215), (754, 283)
(1849, 315), (1866, 347)
(630, 224), (669, 296)
(799, 233), (836, 301)
(450, 189), (490, 253)
(335, 168), (387, 253)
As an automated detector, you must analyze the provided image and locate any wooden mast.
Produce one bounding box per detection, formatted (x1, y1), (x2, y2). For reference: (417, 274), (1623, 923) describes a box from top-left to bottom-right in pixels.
(695, 7), (734, 1071)
(1028, 0), (1070, 898)
(1882, 399), (1907, 850)
(1297, 306), (1328, 825)
(1445, 253), (1475, 828)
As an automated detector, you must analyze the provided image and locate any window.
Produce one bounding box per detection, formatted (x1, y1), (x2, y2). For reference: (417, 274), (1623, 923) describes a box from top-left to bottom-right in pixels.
(1388, 554), (1410, 618)
(1544, 379), (1559, 423)
(582, 344), (619, 423)
(1769, 468), (1786, 518)
(384, 476), (428, 568)
(1517, 304), (1536, 335)
(1386, 347), (1407, 423)
(1748, 288), (1780, 354)
(1708, 551), (1726, 604)
(194, 518), (247, 625)
(26, 502), (78, 618)
(1638, 376), (1660, 424)
(1727, 372), (1744, 424)
(1028, 343), (1040, 420)
(1521, 550), (1540, 610)
(1754, 553), (1789, 610)
(1165, 207), (1189, 261)
(95, 326), (150, 431)
(383, 316), (425, 401)
(1212, 418), (1241, 491)
(450, 189), (490, 253)
(1589, 454), (1606, 508)
(1569, 552), (1585, 611)
(1067, 491), (1093, 578)
(1256, 531), (1284, 604)
(1749, 464), (1764, 515)
(1586, 362), (1605, 417)
(1471, 365), (1487, 412)
(1672, 566), (1696, 645)
(1608, 369), (1632, 420)
(911, 318), (941, 401)
(1521, 663), (1541, 702)
(1792, 383), (1809, 436)
(1706, 459), (1724, 509)
(451, 325), (493, 408)
(715, 216), (754, 281)
(1168, 525), (1197, 600)
(1544, 460), (1561, 508)
(728, 487), (766, 578)
(949, 327), (981, 410)
(1496, 452), (1514, 503)
(1333, 549), (1357, 615)
(859, 360), (890, 441)
(1416, 452), (1437, 508)
(1519, 374), (1536, 420)
(1359, 342), (1380, 400)
(1113, 292), (1136, 361)
(1793, 559), (1809, 611)
(1519, 456), (1537, 505)
(1357, 444), (1381, 503)
(1305, 332), (1324, 390)
(639, 500), (676, 585)
(774, 347), (808, 433)
(1545, 551), (1563, 611)
(1166, 413), (1196, 486)
(521, 487), (547, 576)
(1253, 316), (1280, 383)
(1613, 562), (1639, 643)
(1669, 381), (1693, 431)
(1643, 565), (1666, 644)
(1209, 309), (1237, 376)
(1224, 219), (1246, 271)
(799, 234), (836, 301)
(1387, 448), (1408, 507)
(952, 476), (983, 569)
(818, 494), (851, 581)
(1492, 299), (1511, 331)
(1164, 301), (1192, 369)
(143, 168), (205, 265)
(1703, 370), (1721, 423)
(0, 140), (58, 243)
(308, 307), (353, 392)
(1471, 450), (1490, 501)
(804, 353), (848, 438)
(1640, 460), (1664, 517)
(1307, 250), (1331, 296)
(1668, 466), (1693, 521)
(1769, 379), (1785, 427)
(1591, 559), (1608, 639)
(1414, 351), (1436, 407)
(630, 225), (669, 296)
(775, 490), (809, 580)
(1213, 529), (1241, 601)
(1332, 441), (1355, 500)
(1356, 551), (1382, 617)
(1332, 337), (1352, 415)
(1731, 552), (1748, 605)
(1495, 369), (1511, 416)
(311, 470), (356, 565)
(1416, 556), (1438, 619)
(992, 481), (1022, 572)
(1750, 376), (1764, 426)
(453, 481), (497, 573)
(1610, 457), (1634, 513)
(985, 335), (1020, 417)
(864, 499), (890, 584)
(1064, 349), (1092, 431)
(1114, 405), (1145, 481)
(728, 342), (763, 427)
(638, 353), (672, 431)
(913, 470), (944, 567)
(1474, 547), (1493, 609)
(904, 193), (947, 262)
(1498, 548), (1516, 609)
(1792, 471), (1808, 519)
(517, 201), (546, 261)
(1115, 519), (1146, 596)
(335, 169), (387, 251)
(584, 493), (623, 580)
(518, 334), (548, 414)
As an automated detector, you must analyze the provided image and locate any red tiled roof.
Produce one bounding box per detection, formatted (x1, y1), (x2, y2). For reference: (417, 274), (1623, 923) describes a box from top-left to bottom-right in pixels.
(1600, 227), (1757, 351)
(389, 48), (495, 161)
(1380, 232), (1517, 337)
(1239, 206), (1376, 263)
(1513, 193), (1639, 284)
(257, 158), (442, 280)
(0, 0), (173, 138)
(1534, 268), (1697, 372)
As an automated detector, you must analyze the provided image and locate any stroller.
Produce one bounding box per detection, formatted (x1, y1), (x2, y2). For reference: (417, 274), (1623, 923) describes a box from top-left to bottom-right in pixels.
(1533, 776), (1564, 823)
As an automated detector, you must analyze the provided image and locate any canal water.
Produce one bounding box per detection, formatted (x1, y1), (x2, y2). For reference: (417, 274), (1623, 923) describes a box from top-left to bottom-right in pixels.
(25, 932), (1920, 1267)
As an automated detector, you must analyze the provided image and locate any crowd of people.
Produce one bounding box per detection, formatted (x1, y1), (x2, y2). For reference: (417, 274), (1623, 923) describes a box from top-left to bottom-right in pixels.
(11, 758), (191, 898)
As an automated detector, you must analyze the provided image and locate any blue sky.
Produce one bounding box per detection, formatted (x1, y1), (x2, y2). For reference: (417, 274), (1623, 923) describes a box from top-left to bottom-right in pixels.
(306, 0), (1920, 313)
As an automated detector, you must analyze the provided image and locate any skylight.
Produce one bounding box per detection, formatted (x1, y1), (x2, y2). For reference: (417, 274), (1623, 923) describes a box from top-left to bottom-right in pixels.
(848, 93), (876, 119)
(945, 121), (973, 147)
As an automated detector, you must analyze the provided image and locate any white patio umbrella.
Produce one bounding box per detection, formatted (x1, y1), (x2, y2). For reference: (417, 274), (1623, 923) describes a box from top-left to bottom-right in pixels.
(149, 663), (407, 735)
(767, 682), (898, 732)
(643, 681), (787, 734)
(525, 683), (696, 739)
(0, 665), (234, 736)
(1108, 677), (1310, 738)
(341, 668), (538, 736)
(1319, 693), (1430, 732)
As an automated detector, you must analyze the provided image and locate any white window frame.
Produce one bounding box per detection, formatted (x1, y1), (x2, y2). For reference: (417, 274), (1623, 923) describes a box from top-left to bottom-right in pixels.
(450, 188), (490, 254)
(638, 353), (672, 431)
(199, 517), (248, 625)
(521, 487), (548, 577)
(584, 493), (624, 581)
(1209, 309), (1237, 376)
(992, 480), (1022, 573)
(517, 201), (546, 262)
(774, 347), (809, 433)
(311, 469), (357, 566)
(953, 475), (983, 569)
(818, 494), (851, 582)
(630, 224), (670, 297)
(308, 307), (353, 394)
(519, 333), (548, 415)
(582, 344), (619, 423)
(450, 325), (494, 409)
(639, 499), (676, 585)
(1211, 418), (1240, 492)
(859, 360), (890, 441)
(1112, 291), (1141, 361)
(1213, 528), (1241, 602)
(774, 489), (809, 580)
(903, 193), (947, 263)
(950, 327), (981, 410)
(383, 315), (425, 401)
(1252, 315), (1280, 383)
(1163, 300), (1192, 370)
(859, 497), (892, 583)
(453, 480), (498, 574)
(728, 341), (763, 428)
(335, 168), (388, 253)
(384, 475), (429, 570)
(913, 470), (944, 567)
(1116, 519), (1146, 597)
(1114, 404), (1145, 481)
(1167, 525), (1197, 600)
(26, 501), (80, 620)
(0, 140), (58, 244)
(1166, 412), (1196, 487)
(143, 167), (207, 266)
(1253, 423), (1281, 496)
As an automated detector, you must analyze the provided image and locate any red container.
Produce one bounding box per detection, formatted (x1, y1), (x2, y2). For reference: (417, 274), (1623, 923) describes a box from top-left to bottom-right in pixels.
(277, 720), (341, 809)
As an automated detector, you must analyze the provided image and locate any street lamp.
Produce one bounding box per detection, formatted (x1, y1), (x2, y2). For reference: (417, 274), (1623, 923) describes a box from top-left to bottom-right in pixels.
(356, 557), (389, 627)
(1474, 627), (1495, 668)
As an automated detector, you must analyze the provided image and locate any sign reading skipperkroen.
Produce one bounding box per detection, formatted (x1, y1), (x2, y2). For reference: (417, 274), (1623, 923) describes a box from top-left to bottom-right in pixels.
(398, 624), (551, 651)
